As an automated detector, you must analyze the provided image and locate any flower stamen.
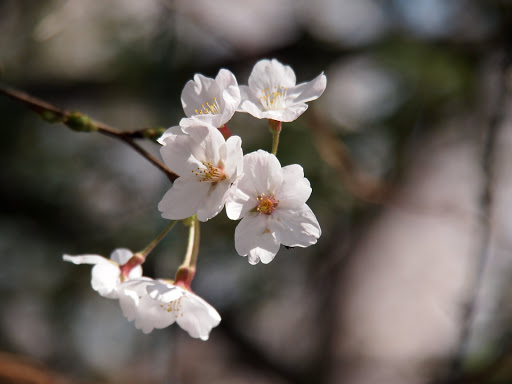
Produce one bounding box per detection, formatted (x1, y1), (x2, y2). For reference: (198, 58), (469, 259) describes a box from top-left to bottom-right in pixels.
(256, 193), (279, 215)
(192, 162), (226, 183)
(194, 97), (221, 115)
(161, 296), (183, 318)
(259, 85), (288, 111)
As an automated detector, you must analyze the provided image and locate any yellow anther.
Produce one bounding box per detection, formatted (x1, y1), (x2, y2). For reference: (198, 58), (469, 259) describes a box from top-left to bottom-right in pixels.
(192, 161), (226, 183)
(259, 85), (287, 111)
(256, 193), (278, 215)
(194, 98), (221, 115)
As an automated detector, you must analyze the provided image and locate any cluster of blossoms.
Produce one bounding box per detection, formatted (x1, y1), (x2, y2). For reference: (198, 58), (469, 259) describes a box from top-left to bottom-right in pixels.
(64, 59), (326, 340)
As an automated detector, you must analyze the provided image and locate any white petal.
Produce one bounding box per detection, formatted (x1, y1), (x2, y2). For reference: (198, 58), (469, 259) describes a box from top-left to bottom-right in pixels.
(63, 254), (121, 298)
(181, 70), (240, 128)
(196, 180), (231, 222)
(248, 59), (296, 92)
(264, 104), (309, 122)
(222, 135), (243, 178)
(91, 262), (122, 298)
(287, 72), (327, 104)
(269, 204), (321, 247)
(63, 254), (111, 266)
(128, 265), (143, 279)
(109, 248), (142, 278)
(239, 59), (299, 121)
(234, 213), (280, 264)
(225, 150), (282, 220)
(225, 185), (254, 220)
(181, 73), (217, 118)
(147, 281), (184, 302)
(134, 282), (182, 333)
(166, 123), (222, 170)
(249, 246), (278, 265)
(117, 278), (155, 322)
(142, 282), (220, 338)
(239, 101), (308, 122)
(238, 85), (259, 108)
(177, 294), (221, 340)
(109, 248), (133, 265)
(119, 278), (154, 295)
(118, 288), (140, 321)
(216, 69), (241, 126)
(238, 61), (325, 122)
(158, 177), (210, 220)
(179, 117), (200, 131)
(237, 85), (268, 118)
(157, 125), (184, 145)
(187, 124), (225, 165)
(243, 150), (283, 196)
(185, 111), (222, 128)
(215, 68), (238, 91)
(276, 164), (312, 209)
(162, 123), (227, 177)
(237, 99), (267, 119)
(159, 126), (200, 176)
(134, 294), (177, 334)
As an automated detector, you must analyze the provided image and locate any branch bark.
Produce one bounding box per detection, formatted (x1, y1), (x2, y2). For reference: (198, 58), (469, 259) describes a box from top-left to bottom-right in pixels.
(0, 83), (178, 182)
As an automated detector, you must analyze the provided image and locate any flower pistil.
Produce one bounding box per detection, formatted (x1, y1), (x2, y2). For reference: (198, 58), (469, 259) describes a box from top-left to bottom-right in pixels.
(256, 193), (279, 215)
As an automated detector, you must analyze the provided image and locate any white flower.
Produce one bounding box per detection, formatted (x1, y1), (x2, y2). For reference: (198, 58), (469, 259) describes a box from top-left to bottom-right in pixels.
(63, 248), (142, 299)
(117, 278), (221, 340)
(181, 69), (241, 128)
(226, 150), (321, 264)
(158, 123), (243, 222)
(238, 59), (327, 122)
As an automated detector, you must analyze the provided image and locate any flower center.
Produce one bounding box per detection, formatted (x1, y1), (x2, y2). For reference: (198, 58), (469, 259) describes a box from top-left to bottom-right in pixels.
(259, 85), (288, 111)
(256, 193), (279, 215)
(194, 97), (221, 115)
(160, 296), (184, 318)
(192, 162), (226, 183)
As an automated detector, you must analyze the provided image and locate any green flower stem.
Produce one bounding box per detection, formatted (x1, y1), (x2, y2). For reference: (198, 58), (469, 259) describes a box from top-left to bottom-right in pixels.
(175, 215), (200, 288)
(138, 220), (178, 258)
(268, 119), (282, 156)
(120, 221), (178, 278)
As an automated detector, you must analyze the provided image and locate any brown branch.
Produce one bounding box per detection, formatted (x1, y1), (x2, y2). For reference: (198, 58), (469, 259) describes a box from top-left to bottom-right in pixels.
(0, 83), (178, 182)
(0, 351), (86, 384)
(123, 126), (168, 140)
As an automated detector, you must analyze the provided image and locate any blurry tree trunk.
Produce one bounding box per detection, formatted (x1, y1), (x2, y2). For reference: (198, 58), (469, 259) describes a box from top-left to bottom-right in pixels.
(327, 54), (507, 384)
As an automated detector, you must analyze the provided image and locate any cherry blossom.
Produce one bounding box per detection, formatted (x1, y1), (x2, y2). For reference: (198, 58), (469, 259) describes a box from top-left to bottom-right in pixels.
(238, 58), (327, 122)
(117, 278), (221, 340)
(226, 150), (321, 264)
(63, 248), (142, 298)
(181, 69), (241, 128)
(158, 123), (243, 222)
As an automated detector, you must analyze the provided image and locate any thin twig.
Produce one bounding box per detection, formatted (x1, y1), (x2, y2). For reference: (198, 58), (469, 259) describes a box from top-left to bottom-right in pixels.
(0, 83), (178, 182)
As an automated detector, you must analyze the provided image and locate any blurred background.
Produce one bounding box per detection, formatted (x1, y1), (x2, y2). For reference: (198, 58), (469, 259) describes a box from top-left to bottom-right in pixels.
(1, 0), (512, 383)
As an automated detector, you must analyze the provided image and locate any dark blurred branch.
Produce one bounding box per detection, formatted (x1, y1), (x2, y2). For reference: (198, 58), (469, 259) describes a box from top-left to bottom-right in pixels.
(457, 55), (506, 372)
(435, 53), (508, 384)
(0, 83), (178, 182)
(439, 332), (512, 384)
(0, 351), (85, 384)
